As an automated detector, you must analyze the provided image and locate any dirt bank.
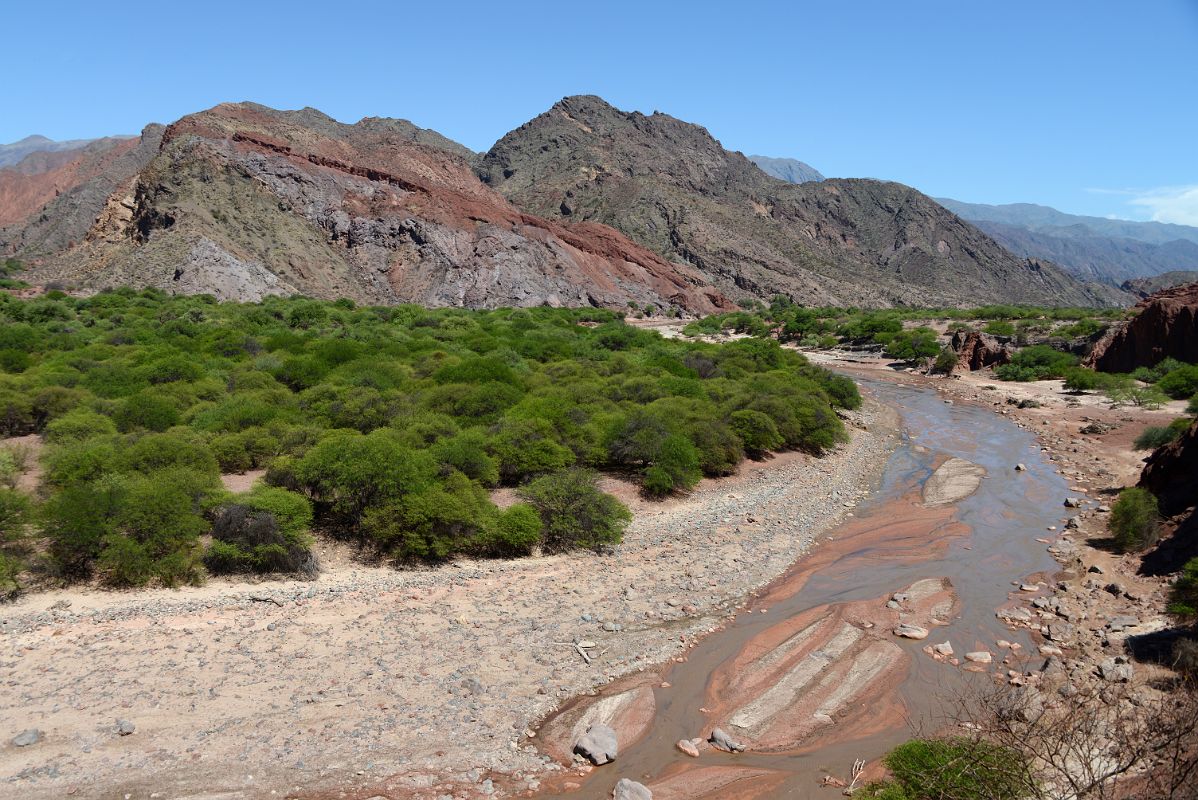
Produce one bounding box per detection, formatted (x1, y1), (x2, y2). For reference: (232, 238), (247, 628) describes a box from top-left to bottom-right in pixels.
(0, 402), (897, 800)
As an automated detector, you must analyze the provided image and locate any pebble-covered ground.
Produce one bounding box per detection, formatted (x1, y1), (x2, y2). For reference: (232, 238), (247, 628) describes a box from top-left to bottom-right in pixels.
(0, 402), (897, 800)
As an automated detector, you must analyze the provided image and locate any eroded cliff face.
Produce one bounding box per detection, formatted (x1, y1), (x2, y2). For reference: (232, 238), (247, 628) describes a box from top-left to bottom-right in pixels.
(949, 330), (1011, 371)
(1140, 417), (1198, 519)
(24, 103), (733, 314)
(1085, 282), (1198, 372)
(0, 128), (163, 257)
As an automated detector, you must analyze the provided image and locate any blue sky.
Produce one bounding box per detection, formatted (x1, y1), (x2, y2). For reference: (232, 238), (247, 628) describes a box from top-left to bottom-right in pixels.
(4, 0), (1195, 223)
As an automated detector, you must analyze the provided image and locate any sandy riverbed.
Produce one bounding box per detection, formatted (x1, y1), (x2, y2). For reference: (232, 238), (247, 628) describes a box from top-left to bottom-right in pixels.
(0, 401), (897, 800)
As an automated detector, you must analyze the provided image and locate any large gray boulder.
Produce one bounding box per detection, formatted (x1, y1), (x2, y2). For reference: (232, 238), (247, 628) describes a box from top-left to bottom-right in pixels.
(612, 778), (652, 800)
(574, 723), (618, 765)
(11, 729), (41, 747)
(709, 727), (744, 752)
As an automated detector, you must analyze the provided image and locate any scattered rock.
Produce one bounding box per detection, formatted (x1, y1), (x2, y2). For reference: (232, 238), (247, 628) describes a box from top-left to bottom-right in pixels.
(893, 623), (930, 640)
(675, 739), (700, 758)
(1014, 463), (1027, 471)
(709, 727), (744, 752)
(12, 729), (41, 747)
(574, 723), (618, 765)
(1099, 657), (1133, 683)
(1064, 497), (1081, 508)
(115, 719), (135, 736)
(964, 651), (992, 664)
(932, 641), (954, 656)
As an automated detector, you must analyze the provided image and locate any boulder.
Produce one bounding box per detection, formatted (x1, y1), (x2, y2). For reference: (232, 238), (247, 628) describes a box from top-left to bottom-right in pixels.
(1099, 657), (1133, 683)
(950, 330), (1011, 372)
(574, 723), (618, 765)
(964, 651), (993, 664)
(932, 641), (954, 657)
(613, 778), (652, 800)
(11, 729), (40, 747)
(709, 727), (744, 753)
(115, 719), (135, 736)
(893, 623), (930, 640)
(676, 739), (700, 758)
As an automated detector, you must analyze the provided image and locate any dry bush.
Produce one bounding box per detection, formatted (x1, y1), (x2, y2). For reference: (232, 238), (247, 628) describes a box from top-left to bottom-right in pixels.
(937, 678), (1198, 799)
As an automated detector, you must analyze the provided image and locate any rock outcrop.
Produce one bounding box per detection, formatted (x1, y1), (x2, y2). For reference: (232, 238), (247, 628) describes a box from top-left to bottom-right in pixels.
(1084, 282), (1198, 372)
(478, 95), (1119, 308)
(0, 128), (163, 257)
(950, 329), (1011, 371)
(1139, 417), (1198, 519)
(19, 103), (733, 314)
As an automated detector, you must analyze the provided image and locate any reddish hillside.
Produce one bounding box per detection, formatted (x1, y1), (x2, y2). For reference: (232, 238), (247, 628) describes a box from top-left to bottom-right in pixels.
(1085, 282), (1198, 372)
(27, 103), (733, 313)
(0, 138), (140, 227)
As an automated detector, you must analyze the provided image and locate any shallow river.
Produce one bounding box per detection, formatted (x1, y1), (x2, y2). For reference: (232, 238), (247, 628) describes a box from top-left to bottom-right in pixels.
(543, 378), (1069, 798)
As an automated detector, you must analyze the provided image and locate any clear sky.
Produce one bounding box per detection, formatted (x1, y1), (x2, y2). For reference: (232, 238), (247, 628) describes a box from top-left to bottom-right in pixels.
(4, 0), (1195, 223)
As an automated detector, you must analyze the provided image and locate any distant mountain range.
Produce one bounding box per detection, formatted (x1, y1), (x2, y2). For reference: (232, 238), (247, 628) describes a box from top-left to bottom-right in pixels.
(748, 156), (824, 184)
(936, 199), (1198, 286)
(0, 134), (134, 169)
(0, 99), (1126, 309)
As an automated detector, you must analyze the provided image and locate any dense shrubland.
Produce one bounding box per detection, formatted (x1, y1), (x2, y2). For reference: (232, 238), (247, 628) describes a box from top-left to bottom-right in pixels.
(0, 289), (859, 589)
(683, 298), (1198, 412)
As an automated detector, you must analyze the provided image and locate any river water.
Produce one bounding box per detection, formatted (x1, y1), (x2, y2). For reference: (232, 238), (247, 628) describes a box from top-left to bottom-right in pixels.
(542, 378), (1070, 799)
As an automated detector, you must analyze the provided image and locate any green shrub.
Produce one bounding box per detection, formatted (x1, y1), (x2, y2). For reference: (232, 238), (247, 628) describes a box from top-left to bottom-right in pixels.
(1133, 425), (1182, 450)
(1109, 487), (1160, 552)
(519, 469), (631, 553)
(205, 486), (314, 574)
(885, 328), (940, 362)
(1104, 380), (1168, 409)
(860, 737), (1029, 800)
(490, 418), (573, 483)
(996, 345), (1078, 381)
(1130, 357), (1185, 384)
(0, 551), (22, 598)
(481, 503), (542, 557)
(291, 430), (435, 522)
(1062, 367), (1101, 392)
(1168, 558), (1198, 618)
(1157, 364), (1198, 399)
(729, 409), (785, 456)
(362, 471), (496, 560)
(114, 392), (180, 432)
(45, 408), (117, 443)
(982, 320), (1016, 336)
(642, 434), (702, 496)
(932, 348), (959, 374)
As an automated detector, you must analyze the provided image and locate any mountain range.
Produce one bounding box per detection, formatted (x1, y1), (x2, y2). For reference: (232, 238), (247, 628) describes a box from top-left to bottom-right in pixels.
(0, 98), (1128, 310)
(748, 156), (824, 184)
(935, 199), (1198, 286)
